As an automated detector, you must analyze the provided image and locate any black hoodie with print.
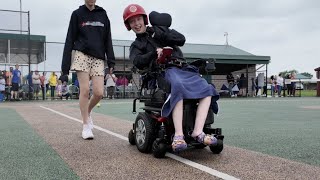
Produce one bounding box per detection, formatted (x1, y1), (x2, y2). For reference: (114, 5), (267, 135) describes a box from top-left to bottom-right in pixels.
(61, 5), (115, 75)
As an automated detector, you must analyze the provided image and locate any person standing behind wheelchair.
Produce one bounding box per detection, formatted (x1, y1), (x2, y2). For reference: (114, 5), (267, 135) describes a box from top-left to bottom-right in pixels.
(226, 72), (235, 97)
(123, 4), (220, 152)
(105, 72), (117, 99)
(61, 0), (115, 139)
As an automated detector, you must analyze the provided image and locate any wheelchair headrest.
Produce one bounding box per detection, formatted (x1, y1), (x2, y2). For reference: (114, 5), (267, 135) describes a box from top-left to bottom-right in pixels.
(149, 11), (172, 27)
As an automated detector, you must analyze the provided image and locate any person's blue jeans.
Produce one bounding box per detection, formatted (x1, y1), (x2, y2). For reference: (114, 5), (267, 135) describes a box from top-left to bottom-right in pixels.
(277, 85), (282, 96)
(228, 82), (234, 96)
(271, 85), (275, 96)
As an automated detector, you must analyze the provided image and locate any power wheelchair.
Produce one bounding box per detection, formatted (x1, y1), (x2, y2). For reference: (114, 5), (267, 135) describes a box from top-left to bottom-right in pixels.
(128, 55), (224, 158)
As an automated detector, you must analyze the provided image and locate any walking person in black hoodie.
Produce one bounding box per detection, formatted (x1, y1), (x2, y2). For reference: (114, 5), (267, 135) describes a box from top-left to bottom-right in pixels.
(62, 0), (115, 139)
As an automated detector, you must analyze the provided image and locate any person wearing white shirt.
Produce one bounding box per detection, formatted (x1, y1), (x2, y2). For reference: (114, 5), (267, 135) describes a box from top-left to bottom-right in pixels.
(32, 70), (41, 100)
(276, 74), (284, 97)
(40, 72), (48, 100)
(105, 73), (117, 99)
(0, 75), (5, 98)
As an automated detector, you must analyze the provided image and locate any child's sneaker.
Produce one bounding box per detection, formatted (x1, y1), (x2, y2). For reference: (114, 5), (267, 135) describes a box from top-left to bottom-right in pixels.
(82, 124), (94, 140)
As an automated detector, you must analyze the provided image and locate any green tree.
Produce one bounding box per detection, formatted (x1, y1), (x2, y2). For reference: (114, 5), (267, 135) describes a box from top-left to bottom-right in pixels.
(278, 69), (298, 77)
(300, 72), (313, 78)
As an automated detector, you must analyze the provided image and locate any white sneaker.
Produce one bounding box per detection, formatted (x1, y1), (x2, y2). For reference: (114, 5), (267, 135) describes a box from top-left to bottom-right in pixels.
(88, 113), (94, 130)
(82, 124), (94, 140)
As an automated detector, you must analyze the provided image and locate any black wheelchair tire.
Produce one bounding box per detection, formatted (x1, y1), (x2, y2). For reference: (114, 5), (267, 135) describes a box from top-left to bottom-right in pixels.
(209, 139), (224, 154)
(128, 129), (136, 145)
(134, 112), (155, 153)
(152, 140), (167, 158)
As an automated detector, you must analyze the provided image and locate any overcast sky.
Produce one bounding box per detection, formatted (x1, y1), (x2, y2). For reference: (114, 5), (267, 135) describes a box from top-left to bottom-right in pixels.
(1, 0), (319, 78)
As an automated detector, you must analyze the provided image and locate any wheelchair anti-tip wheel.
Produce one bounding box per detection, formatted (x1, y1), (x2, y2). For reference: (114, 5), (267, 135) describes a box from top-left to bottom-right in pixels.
(209, 139), (223, 154)
(134, 112), (155, 153)
(128, 129), (135, 145)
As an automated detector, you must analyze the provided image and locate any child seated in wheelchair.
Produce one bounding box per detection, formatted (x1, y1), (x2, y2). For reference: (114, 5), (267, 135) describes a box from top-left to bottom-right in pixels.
(123, 4), (220, 152)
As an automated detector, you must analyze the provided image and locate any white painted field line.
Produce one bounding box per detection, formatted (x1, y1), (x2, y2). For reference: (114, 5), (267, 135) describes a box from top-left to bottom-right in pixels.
(40, 105), (240, 180)
(166, 153), (239, 180)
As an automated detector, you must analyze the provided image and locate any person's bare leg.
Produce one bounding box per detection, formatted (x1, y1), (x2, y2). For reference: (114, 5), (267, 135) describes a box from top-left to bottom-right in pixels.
(172, 100), (183, 136)
(171, 99), (187, 152)
(191, 96), (211, 137)
(77, 71), (90, 124)
(14, 91), (18, 99)
(88, 75), (104, 114)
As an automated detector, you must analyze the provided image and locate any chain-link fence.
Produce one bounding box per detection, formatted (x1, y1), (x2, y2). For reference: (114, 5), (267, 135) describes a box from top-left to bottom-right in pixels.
(0, 8), (138, 101)
(41, 41), (137, 100)
(1, 9), (317, 101)
(0, 9), (29, 34)
(0, 8), (34, 101)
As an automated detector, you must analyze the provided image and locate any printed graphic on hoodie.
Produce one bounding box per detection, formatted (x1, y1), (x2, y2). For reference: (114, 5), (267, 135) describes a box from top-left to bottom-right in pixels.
(81, 21), (104, 27)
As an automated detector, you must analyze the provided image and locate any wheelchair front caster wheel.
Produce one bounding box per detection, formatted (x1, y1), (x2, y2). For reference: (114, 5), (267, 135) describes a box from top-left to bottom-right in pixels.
(152, 140), (167, 158)
(209, 139), (223, 154)
(128, 129), (136, 145)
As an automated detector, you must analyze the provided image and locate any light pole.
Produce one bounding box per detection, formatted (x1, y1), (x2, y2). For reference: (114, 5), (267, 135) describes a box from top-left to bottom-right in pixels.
(224, 32), (229, 45)
(20, 0), (22, 34)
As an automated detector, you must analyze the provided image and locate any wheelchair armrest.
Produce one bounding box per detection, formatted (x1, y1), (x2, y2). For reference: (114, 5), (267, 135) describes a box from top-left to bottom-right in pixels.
(189, 59), (206, 68)
(190, 58), (216, 75)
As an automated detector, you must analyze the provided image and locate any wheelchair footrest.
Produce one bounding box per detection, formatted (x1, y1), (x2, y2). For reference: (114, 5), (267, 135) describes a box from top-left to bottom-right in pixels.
(204, 127), (223, 135)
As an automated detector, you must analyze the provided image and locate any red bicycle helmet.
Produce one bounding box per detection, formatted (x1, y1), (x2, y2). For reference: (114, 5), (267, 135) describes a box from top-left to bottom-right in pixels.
(123, 4), (148, 30)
